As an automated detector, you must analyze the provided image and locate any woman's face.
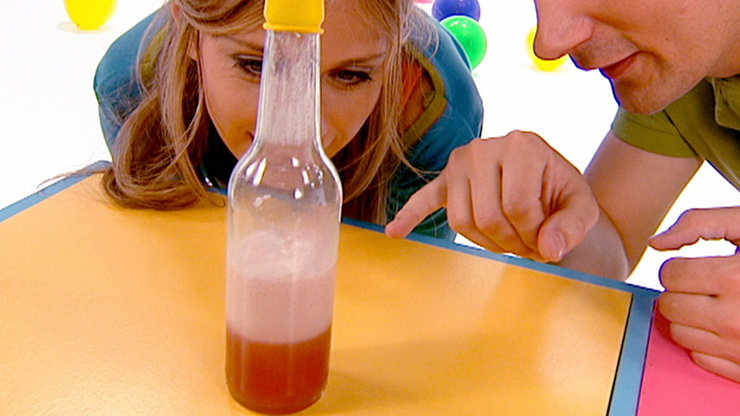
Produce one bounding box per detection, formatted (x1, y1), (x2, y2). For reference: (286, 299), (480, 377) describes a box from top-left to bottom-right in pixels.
(195, 1), (389, 158)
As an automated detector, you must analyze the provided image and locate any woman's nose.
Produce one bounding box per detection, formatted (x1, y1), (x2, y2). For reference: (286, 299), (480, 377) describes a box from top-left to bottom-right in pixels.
(321, 115), (330, 139)
(320, 114), (334, 149)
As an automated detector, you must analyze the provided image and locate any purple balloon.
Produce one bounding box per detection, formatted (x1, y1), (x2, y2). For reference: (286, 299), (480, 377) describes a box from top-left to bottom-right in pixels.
(432, 0), (481, 22)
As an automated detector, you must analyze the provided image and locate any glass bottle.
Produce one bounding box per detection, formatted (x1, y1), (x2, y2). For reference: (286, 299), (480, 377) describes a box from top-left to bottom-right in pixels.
(225, 0), (341, 414)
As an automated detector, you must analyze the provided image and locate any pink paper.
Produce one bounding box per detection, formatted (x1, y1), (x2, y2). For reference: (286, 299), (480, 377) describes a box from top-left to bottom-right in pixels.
(638, 312), (740, 415)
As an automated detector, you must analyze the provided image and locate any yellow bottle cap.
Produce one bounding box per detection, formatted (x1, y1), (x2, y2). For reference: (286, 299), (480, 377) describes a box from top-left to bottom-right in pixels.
(263, 0), (324, 34)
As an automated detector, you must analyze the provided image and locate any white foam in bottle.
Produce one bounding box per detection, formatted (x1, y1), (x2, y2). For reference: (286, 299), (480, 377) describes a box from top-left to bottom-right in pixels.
(226, 228), (336, 345)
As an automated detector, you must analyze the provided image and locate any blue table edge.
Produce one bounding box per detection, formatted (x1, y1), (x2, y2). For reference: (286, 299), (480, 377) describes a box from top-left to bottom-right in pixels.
(0, 162), (660, 415)
(0, 161), (111, 223)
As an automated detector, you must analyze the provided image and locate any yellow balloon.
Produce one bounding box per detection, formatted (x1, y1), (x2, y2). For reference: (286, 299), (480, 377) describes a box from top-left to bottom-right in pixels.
(65, 0), (117, 30)
(526, 27), (568, 72)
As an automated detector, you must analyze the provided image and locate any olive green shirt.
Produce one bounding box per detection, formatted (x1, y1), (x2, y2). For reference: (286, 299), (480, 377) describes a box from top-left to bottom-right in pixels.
(611, 76), (740, 190)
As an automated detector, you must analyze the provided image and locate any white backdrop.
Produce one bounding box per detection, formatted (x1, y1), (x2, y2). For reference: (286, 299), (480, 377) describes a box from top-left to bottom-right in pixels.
(1, 1), (737, 290)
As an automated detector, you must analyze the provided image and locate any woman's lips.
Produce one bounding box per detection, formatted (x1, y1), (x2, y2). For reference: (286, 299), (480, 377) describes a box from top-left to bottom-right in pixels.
(599, 53), (637, 79)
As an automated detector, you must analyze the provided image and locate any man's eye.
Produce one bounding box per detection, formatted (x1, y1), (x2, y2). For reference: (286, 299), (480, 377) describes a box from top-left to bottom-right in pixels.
(234, 56), (263, 77)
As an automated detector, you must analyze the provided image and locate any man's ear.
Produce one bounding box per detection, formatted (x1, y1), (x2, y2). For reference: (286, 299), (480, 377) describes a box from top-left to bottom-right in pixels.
(170, 0), (199, 61)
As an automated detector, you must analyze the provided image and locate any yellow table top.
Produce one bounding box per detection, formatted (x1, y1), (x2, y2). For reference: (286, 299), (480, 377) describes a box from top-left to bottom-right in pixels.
(0, 175), (631, 415)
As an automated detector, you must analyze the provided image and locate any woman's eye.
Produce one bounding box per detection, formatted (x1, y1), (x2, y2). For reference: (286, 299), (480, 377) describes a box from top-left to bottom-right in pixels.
(234, 55), (263, 78)
(332, 70), (372, 88)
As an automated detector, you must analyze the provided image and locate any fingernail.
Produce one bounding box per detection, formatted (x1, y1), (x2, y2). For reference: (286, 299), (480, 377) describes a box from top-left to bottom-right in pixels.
(647, 231), (667, 248)
(649, 231), (665, 241)
(540, 232), (567, 262)
(554, 232), (566, 260)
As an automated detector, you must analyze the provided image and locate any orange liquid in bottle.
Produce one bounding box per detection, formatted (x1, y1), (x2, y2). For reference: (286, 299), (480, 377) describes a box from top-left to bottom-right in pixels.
(226, 326), (332, 414)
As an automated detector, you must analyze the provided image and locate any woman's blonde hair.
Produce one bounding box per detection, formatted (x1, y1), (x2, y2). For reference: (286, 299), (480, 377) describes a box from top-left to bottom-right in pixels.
(103, 0), (433, 224)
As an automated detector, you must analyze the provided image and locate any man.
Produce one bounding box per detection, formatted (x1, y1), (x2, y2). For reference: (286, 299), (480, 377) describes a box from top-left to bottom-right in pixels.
(386, 0), (740, 382)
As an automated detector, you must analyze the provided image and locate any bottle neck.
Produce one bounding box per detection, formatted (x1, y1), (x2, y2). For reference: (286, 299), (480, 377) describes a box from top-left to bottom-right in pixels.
(253, 30), (321, 155)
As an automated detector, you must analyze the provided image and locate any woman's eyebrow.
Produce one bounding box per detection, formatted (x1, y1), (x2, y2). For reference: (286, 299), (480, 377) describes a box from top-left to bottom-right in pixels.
(223, 35), (387, 66)
(223, 35), (263, 52)
(333, 52), (387, 67)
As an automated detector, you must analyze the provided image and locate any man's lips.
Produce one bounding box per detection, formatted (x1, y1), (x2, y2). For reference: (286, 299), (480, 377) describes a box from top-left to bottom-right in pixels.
(598, 53), (637, 79)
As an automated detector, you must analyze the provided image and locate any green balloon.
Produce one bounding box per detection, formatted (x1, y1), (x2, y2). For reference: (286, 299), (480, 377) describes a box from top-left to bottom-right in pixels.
(440, 15), (487, 69)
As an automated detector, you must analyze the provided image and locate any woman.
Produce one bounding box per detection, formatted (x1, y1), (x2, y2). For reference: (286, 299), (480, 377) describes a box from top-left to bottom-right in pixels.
(94, 0), (483, 239)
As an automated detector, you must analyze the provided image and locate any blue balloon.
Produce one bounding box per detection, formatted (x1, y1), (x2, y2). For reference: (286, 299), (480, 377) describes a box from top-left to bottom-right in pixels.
(432, 0), (481, 22)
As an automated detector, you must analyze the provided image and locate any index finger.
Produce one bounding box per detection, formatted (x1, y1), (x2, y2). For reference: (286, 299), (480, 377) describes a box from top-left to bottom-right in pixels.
(650, 207), (740, 251)
(385, 175), (446, 238)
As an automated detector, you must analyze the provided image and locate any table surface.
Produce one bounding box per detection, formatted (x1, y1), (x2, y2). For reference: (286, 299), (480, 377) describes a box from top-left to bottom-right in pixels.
(1, 173), (736, 415)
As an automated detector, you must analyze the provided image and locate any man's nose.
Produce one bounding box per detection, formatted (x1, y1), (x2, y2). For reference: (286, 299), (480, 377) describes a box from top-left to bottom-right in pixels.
(533, 0), (592, 61)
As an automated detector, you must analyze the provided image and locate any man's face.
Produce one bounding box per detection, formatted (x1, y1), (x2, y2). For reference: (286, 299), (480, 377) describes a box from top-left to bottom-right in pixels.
(533, 0), (740, 114)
